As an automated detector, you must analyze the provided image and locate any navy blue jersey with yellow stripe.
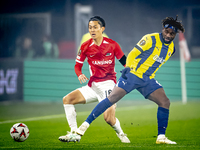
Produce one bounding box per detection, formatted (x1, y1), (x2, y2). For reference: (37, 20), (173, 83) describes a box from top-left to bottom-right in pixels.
(126, 33), (175, 79)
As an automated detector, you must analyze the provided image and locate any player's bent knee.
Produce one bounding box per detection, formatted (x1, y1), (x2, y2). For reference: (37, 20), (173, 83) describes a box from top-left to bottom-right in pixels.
(63, 90), (86, 105)
(160, 98), (170, 109)
(63, 94), (73, 104)
(166, 99), (170, 108)
(63, 95), (68, 104)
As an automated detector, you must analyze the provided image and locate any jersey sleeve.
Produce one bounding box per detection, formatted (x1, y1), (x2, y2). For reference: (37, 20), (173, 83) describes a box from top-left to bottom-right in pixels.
(126, 34), (152, 67)
(74, 62), (83, 77)
(126, 47), (141, 67)
(114, 42), (125, 59)
(74, 44), (87, 77)
(135, 34), (152, 52)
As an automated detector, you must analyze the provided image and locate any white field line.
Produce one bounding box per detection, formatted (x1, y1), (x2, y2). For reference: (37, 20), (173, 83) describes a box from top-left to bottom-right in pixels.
(0, 104), (156, 124)
(0, 114), (64, 124)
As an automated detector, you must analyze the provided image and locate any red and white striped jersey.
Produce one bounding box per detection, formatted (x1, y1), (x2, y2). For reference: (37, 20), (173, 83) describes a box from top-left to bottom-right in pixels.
(75, 37), (124, 87)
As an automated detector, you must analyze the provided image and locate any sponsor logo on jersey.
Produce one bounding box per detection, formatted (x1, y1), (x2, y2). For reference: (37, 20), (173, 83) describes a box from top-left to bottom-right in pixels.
(153, 55), (165, 64)
(168, 52), (171, 56)
(106, 53), (112, 56)
(92, 60), (112, 65)
(139, 40), (146, 46)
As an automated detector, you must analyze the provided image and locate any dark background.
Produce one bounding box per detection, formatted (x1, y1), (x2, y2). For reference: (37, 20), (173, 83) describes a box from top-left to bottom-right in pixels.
(0, 0), (200, 59)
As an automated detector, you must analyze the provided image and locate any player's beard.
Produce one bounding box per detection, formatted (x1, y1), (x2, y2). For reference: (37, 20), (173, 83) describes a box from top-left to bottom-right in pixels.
(162, 35), (174, 44)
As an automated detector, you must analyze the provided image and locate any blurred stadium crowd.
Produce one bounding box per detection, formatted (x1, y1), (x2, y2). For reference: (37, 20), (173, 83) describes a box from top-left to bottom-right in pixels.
(0, 0), (200, 59)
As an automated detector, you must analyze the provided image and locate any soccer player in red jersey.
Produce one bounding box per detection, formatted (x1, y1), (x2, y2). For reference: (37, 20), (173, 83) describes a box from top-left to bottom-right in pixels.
(59, 16), (130, 143)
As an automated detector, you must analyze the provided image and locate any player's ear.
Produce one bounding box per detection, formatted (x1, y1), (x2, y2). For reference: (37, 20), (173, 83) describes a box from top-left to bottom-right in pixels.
(101, 27), (105, 32)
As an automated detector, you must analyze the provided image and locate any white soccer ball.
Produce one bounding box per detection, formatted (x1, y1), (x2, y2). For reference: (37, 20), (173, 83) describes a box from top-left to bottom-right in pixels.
(10, 123), (29, 142)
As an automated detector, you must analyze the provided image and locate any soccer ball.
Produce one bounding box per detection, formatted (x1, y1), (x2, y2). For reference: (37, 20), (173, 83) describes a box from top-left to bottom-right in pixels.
(10, 123), (29, 142)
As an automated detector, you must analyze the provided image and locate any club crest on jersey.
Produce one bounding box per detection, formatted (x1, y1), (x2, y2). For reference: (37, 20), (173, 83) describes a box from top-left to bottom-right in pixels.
(139, 40), (146, 46)
(78, 49), (82, 56)
(106, 53), (112, 56)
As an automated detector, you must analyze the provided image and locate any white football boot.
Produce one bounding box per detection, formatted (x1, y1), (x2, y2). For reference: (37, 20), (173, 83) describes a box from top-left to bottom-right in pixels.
(76, 121), (90, 136)
(156, 134), (177, 144)
(59, 131), (81, 143)
(116, 133), (131, 143)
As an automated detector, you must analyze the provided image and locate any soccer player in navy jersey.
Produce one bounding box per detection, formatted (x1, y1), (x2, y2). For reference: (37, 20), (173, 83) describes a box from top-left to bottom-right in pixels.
(59, 16), (130, 143)
(76, 16), (185, 144)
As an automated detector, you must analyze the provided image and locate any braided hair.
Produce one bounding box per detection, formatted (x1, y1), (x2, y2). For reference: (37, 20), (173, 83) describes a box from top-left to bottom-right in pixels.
(162, 15), (185, 33)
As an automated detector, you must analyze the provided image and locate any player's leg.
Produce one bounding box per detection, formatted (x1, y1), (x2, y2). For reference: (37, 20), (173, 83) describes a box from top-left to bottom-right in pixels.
(103, 104), (116, 126)
(76, 86), (127, 136)
(59, 85), (97, 142)
(92, 80), (130, 143)
(76, 73), (136, 136)
(148, 88), (176, 144)
(103, 104), (130, 143)
(59, 89), (85, 142)
(148, 88), (170, 109)
(62, 89), (86, 133)
(148, 88), (170, 136)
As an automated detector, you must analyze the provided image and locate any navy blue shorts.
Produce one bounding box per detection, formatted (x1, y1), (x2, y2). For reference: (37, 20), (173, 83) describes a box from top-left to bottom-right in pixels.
(116, 72), (162, 99)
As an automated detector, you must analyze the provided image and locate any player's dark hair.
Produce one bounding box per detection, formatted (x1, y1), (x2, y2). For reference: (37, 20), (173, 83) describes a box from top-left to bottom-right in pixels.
(162, 15), (185, 33)
(88, 16), (106, 27)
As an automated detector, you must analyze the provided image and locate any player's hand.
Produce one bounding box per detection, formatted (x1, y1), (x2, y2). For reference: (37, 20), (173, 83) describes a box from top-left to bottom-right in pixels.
(78, 74), (89, 84)
(120, 67), (130, 79)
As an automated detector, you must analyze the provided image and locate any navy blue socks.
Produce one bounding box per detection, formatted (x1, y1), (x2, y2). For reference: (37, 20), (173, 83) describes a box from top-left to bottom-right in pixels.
(86, 98), (113, 124)
(85, 100), (169, 135)
(157, 107), (169, 135)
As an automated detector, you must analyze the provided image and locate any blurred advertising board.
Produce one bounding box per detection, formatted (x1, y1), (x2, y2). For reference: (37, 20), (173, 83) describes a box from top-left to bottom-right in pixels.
(0, 59), (23, 101)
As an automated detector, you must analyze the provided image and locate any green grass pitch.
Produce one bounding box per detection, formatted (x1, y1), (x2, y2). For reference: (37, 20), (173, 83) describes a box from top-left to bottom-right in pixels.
(0, 100), (200, 149)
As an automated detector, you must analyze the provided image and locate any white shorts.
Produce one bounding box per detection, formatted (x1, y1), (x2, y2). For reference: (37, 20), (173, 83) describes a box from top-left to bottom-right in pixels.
(78, 80), (115, 104)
